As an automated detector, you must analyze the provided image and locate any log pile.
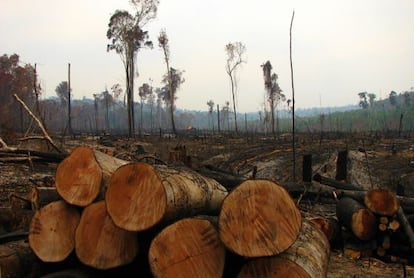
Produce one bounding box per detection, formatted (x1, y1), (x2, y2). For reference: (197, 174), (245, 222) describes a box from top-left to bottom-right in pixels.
(327, 187), (414, 264)
(22, 146), (331, 277)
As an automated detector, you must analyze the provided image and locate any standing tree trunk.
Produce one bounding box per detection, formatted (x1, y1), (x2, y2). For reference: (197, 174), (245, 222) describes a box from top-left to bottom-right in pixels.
(218, 179), (302, 257)
(75, 201), (138, 270)
(148, 217), (226, 277)
(105, 163), (228, 231)
(55, 146), (128, 207)
(29, 200), (80, 262)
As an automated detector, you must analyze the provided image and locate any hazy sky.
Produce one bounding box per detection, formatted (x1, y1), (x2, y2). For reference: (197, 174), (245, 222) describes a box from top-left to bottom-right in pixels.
(1, 0), (413, 112)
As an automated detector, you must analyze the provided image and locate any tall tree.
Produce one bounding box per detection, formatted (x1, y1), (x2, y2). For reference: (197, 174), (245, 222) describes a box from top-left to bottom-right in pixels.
(160, 67), (185, 133)
(138, 82), (152, 135)
(55, 81), (71, 133)
(207, 100), (215, 131)
(107, 0), (158, 137)
(225, 42), (246, 133)
(358, 92), (368, 109)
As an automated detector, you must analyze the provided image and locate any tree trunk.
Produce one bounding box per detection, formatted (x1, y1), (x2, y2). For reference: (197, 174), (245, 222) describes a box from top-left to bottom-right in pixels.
(105, 163), (228, 231)
(148, 217), (226, 277)
(75, 200), (138, 270)
(336, 197), (377, 241)
(364, 188), (399, 216)
(29, 200), (80, 262)
(238, 220), (330, 278)
(218, 179), (302, 257)
(55, 146), (128, 206)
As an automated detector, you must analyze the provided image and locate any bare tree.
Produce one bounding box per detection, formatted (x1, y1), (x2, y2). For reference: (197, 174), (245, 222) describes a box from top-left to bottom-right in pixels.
(107, 0), (158, 137)
(138, 82), (152, 135)
(207, 100), (215, 132)
(225, 42), (246, 134)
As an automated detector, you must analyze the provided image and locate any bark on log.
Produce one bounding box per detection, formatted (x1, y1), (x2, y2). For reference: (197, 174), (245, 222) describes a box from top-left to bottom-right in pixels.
(105, 163), (228, 231)
(364, 188), (400, 216)
(29, 200), (80, 262)
(313, 173), (362, 191)
(75, 200), (138, 270)
(238, 220), (330, 278)
(218, 179), (302, 257)
(55, 146), (128, 207)
(309, 216), (341, 245)
(30, 186), (61, 210)
(0, 239), (42, 278)
(148, 217), (226, 277)
(336, 197), (377, 241)
(396, 206), (414, 249)
(0, 208), (34, 234)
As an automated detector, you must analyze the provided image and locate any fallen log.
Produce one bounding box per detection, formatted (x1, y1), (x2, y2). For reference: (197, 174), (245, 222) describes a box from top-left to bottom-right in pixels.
(238, 220), (330, 278)
(29, 200), (80, 263)
(218, 179), (302, 257)
(396, 206), (414, 249)
(0, 208), (34, 234)
(195, 164), (246, 189)
(309, 216), (341, 247)
(105, 163), (228, 231)
(30, 186), (61, 210)
(336, 197), (377, 241)
(313, 173), (363, 191)
(0, 239), (42, 278)
(75, 200), (138, 270)
(364, 188), (400, 216)
(148, 217), (226, 277)
(55, 146), (128, 206)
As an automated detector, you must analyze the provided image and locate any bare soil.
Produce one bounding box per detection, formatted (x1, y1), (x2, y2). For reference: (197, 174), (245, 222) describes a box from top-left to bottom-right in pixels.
(1, 133), (414, 277)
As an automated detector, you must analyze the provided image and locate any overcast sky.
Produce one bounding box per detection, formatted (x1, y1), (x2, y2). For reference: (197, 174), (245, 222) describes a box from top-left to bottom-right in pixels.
(1, 0), (413, 112)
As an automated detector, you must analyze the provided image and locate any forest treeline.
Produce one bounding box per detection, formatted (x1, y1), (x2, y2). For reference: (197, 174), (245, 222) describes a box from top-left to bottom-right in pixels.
(1, 53), (413, 141)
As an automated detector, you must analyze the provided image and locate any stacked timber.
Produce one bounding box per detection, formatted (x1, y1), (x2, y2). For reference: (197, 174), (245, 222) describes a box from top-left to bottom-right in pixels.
(335, 188), (414, 263)
(23, 145), (334, 277)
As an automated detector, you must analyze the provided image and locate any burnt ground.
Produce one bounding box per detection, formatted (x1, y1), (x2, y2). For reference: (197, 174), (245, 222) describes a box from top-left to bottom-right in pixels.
(1, 133), (414, 277)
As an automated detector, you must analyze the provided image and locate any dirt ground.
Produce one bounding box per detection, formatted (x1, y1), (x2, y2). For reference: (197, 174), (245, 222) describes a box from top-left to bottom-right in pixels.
(1, 133), (414, 277)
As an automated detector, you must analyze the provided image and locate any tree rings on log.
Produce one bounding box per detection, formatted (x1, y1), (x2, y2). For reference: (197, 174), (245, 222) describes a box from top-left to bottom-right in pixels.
(149, 217), (226, 277)
(75, 200), (138, 270)
(29, 200), (80, 262)
(55, 146), (128, 207)
(218, 179), (302, 257)
(105, 163), (228, 231)
(364, 188), (400, 216)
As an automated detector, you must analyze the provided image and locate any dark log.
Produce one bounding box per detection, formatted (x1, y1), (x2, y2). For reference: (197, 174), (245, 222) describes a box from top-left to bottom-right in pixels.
(313, 173), (363, 191)
(195, 164), (245, 189)
(0, 208), (34, 234)
(0, 149), (67, 163)
(148, 217), (226, 277)
(336, 197), (377, 240)
(219, 179), (302, 257)
(105, 163), (228, 231)
(30, 186), (61, 210)
(396, 206), (414, 249)
(0, 239), (42, 278)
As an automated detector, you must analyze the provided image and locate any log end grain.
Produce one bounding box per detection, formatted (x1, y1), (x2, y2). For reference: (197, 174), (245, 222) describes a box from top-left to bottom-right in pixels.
(218, 179), (302, 257)
(106, 163), (167, 231)
(55, 146), (103, 207)
(351, 208), (377, 241)
(364, 189), (399, 216)
(29, 200), (80, 262)
(75, 201), (138, 270)
(149, 218), (226, 277)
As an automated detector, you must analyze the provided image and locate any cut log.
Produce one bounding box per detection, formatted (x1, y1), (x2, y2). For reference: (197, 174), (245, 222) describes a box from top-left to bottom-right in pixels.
(336, 197), (377, 240)
(0, 208), (34, 234)
(218, 179), (302, 257)
(309, 216), (341, 245)
(55, 146), (128, 206)
(105, 163), (228, 231)
(148, 217), (226, 277)
(30, 186), (61, 210)
(29, 200), (80, 262)
(75, 200), (138, 270)
(396, 206), (414, 249)
(238, 220), (330, 278)
(364, 188), (399, 216)
(0, 239), (42, 278)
